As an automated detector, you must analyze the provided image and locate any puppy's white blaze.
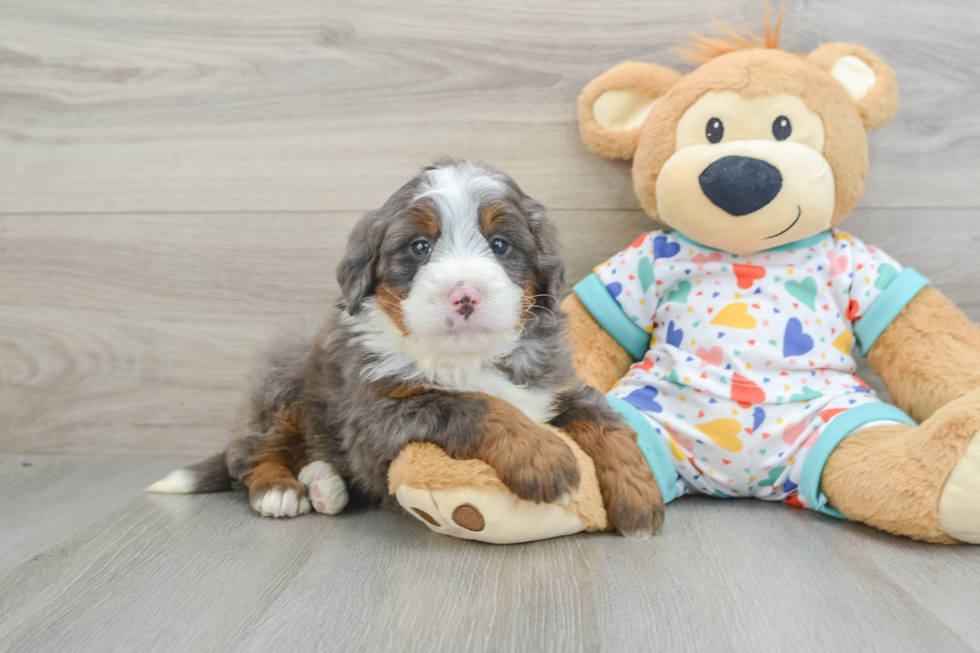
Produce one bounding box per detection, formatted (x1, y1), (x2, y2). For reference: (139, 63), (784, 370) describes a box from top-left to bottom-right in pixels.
(145, 469), (196, 494)
(406, 163), (524, 356)
(415, 163), (504, 256)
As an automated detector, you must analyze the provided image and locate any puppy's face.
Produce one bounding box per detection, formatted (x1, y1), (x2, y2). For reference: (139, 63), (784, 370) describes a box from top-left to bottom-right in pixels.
(339, 161), (563, 359)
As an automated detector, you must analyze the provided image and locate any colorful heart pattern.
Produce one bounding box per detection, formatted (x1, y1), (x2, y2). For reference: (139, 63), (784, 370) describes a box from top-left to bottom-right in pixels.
(692, 252), (723, 270)
(733, 263), (766, 289)
(624, 386), (662, 413)
(696, 419), (744, 452)
(667, 280), (692, 303)
(696, 346), (723, 367)
(874, 263), (898, 290)
(637, 257), (655, 293)
(711, 302), (757, 329)
(731, 372), (766, 408)
(653, 235), (681, 261)
(832, 330), (854, 355)
(783, 318), (814, 357)
(595, 229), (908, 507)
(781, 420), (806, 445)
(785, 277), (817, 310)
(826, 250), (848, 276)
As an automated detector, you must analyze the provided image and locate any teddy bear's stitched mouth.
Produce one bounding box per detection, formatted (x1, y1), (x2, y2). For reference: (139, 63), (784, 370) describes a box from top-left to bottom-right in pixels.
(764, 205), (802, 240)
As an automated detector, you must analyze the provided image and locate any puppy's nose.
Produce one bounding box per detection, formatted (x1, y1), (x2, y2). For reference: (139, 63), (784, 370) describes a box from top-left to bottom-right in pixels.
(449, 287), (482, 318)
(699, 155), (782, 216)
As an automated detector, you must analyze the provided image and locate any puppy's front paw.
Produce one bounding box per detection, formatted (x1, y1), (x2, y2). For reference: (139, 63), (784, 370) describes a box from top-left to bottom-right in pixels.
(599, 460), (665, 537)
(249, 481), (311, 518)
(604, 482), (665, 538)
(298, 461), (349, 515)
(492, 431), (581, 505)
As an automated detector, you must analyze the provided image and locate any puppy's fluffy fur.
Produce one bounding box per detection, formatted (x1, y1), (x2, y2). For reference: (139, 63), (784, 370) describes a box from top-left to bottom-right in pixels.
(148, 160), (664, 536)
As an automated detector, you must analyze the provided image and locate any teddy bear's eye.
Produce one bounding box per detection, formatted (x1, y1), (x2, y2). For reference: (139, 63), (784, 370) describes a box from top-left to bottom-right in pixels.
(705, 117), (724, 144)
(772, 115), (792, 141)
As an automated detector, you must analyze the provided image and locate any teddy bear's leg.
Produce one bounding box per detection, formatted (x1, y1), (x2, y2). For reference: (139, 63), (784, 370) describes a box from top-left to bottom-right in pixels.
(388, 427), (608, 544)
(820, 387), (980, 543)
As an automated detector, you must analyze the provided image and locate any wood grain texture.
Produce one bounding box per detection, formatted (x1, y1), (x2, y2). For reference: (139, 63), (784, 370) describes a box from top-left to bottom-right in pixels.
(0, 455), (190, 573)
(1, 455), (979, 653)
(0, 209), (644, 455)
(3, 2), (980, 650)
(1, 0), (979, 214)
(3, 208), (978, 455)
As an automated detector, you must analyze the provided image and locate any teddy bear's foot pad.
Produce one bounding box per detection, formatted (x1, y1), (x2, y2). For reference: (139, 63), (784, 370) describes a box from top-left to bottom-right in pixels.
(395, 484), (586, 544)
(940, 429), (980, 543)
(407, 502), (484, 532)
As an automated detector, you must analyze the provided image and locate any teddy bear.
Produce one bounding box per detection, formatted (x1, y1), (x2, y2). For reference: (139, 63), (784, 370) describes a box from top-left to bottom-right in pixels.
(389, 17), (980, 545)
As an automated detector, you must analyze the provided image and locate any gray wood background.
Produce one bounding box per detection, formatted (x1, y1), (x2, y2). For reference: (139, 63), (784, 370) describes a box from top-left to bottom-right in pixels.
(2, 2), (980, 651)
(3, 0), (979, 456)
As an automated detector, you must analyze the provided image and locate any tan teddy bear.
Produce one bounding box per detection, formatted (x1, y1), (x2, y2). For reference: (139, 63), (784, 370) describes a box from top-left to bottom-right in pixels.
(391, 14), (980, 545)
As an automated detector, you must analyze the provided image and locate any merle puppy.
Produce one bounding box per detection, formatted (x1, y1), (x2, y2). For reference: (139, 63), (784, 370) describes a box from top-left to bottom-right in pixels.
(149, 160), (664, 536)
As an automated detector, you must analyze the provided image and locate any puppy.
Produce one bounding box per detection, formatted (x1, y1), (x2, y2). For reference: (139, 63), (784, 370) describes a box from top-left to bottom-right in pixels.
(148, 159), (664, 536)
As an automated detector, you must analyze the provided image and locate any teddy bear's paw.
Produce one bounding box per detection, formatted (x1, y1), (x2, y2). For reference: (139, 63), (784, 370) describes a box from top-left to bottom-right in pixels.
(394, 484), (588, 544)
(298, 461), (348, 515)
(939, 428), (980, 544)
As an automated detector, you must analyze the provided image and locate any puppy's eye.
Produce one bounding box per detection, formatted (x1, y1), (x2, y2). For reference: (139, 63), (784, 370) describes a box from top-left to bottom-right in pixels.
(772, 115), (792, 141)
(706, 117), (724, 144)
(490, 237), (509, 255)
(410, 239), (431, 257)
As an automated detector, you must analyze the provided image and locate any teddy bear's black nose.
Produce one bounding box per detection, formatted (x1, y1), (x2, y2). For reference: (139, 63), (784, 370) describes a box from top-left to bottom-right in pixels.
(699, 156), (783, 216)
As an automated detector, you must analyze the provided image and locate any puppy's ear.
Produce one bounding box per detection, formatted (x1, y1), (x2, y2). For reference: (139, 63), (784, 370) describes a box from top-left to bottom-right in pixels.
(336, 210), (386, 315)
(579, 62), (682, 159)
(808, 43), (899, 131)
(521, 196), (565, 313)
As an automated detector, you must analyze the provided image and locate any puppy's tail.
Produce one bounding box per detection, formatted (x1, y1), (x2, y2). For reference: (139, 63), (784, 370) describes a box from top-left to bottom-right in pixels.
(145, 452), (233, 494)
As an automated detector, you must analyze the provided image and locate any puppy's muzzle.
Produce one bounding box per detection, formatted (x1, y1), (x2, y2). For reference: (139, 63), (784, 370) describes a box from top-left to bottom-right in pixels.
(699, 155), (783, 216)
(449, 287), (481, 319)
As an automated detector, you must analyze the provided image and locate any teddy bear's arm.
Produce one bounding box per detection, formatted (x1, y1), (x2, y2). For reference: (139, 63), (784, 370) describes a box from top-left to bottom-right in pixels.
(868, 286), (980, 423)
(562, 294), (635, 393)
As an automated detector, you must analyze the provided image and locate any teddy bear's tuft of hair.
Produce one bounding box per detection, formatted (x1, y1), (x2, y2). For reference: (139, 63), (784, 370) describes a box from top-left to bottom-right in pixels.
(678, 0), (785, 63)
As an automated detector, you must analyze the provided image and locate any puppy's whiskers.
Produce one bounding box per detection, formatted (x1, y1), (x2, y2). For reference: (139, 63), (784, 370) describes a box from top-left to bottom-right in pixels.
(374, 296), (401, 311)
(524, 295), (557, 317)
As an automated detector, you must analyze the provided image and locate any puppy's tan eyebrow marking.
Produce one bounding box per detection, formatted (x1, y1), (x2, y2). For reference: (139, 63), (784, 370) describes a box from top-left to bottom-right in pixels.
(479, 203), (507, 234)
(411, 204), (440, 237)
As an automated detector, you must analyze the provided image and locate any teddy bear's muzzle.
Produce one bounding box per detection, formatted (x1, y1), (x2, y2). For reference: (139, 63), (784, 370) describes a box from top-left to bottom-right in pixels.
(698, 155), (783, 216)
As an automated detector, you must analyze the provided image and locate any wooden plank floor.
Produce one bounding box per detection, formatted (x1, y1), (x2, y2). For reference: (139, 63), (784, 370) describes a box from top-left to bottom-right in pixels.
(3, 0), (980, 651)
(2, 0), (979, 215)
(8, 207), (980, 456)
(0, 455), (979, 653)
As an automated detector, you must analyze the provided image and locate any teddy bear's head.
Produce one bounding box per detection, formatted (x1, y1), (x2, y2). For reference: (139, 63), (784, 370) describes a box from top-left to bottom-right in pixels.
(579, 24), (899, 255)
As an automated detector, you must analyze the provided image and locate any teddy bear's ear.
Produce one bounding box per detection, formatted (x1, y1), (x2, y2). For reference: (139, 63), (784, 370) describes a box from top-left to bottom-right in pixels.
(808, 43), (899, 131)
(579, 62), (682, 159)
